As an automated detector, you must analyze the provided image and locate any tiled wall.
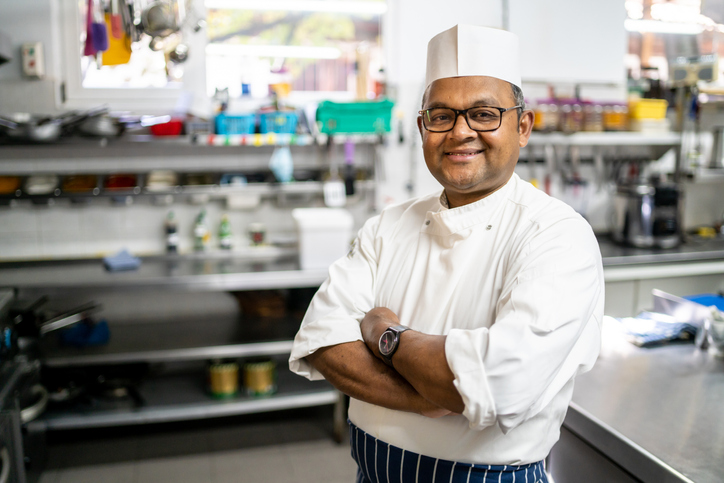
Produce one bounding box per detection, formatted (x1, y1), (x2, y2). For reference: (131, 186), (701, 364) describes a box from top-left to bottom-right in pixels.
(0, 195), (375, 261)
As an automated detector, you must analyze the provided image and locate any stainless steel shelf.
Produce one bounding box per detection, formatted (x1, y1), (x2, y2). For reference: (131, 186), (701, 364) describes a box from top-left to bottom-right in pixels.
(190, 133), (385, 147)
(0, 255), (328, 292)
(528, 131), (681, 147)
(0, 136), (380, 175)
(0, 179), (375, 202)
(598, 235), (724, 267)
(38, 314), (302, 367)
(36, 368), (338, 430)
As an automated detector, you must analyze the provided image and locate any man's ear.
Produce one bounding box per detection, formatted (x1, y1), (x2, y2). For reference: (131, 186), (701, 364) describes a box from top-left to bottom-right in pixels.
(518, 110), (535, 147)
(417, 115), (424, 139)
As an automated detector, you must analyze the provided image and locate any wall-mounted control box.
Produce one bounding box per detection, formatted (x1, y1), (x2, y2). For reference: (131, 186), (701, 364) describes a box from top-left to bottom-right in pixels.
(0, 31), (11, 66)
(21, 42), (45, 79)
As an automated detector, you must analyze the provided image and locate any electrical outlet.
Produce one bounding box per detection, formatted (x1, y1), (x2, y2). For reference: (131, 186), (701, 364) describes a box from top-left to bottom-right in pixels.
(21, 42), (45, 79)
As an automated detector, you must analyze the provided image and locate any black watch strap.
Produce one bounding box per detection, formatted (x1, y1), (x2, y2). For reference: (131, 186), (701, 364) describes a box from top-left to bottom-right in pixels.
(379, 325), (410, 366)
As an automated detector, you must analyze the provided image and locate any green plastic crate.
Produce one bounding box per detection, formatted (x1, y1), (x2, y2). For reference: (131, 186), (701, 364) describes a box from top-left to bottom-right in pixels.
(316, 99), (394, 134)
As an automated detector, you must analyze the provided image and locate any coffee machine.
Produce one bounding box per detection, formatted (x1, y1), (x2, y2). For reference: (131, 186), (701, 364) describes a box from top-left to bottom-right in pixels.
(610, 178), (682, 249)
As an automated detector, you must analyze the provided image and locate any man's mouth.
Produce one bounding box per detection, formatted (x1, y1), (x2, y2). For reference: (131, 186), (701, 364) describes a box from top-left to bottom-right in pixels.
(445, 149), (483, 159)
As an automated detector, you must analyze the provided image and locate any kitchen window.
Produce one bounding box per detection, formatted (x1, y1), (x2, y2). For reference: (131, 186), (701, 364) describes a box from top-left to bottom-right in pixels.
(60, 0), (386, 111)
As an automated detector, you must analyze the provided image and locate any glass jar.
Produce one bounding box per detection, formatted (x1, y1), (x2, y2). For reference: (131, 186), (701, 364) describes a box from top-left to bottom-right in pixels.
(583, 103), (604, 132)
(533, 100), (559, 132)
(603, 103), (629, 131)
(561, 102), (583, 133)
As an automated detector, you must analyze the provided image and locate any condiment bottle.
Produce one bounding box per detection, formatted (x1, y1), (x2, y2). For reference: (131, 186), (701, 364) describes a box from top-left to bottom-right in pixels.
(219, 214), (232, 250)
(193, 209), (210, 251)
(344, 141), (356, 196)
(165, 211), (179, 253)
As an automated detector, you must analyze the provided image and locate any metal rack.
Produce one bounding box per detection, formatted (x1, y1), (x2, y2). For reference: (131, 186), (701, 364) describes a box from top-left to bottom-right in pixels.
(4, 255), (343, 435)
(523, 131), (682, 164)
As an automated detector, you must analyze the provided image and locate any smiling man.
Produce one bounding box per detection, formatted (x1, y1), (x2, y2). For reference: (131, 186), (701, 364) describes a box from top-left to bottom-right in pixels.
(290, 24), (604, 483)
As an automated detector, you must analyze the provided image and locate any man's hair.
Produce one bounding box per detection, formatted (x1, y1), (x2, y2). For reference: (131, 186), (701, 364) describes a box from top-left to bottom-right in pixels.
(421, 81), (526, 128)
(511, 83), (525, 124)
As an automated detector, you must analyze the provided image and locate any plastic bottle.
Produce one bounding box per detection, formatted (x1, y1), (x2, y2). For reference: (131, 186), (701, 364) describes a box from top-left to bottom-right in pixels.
(165, 211), (179, 253)
(219, 214), (232, 250)
(344, 141), (356, 196)
(193, 209), (210, 251)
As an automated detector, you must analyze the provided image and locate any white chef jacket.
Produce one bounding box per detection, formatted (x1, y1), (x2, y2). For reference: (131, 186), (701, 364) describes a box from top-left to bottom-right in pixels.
(289, 173), (604, 465)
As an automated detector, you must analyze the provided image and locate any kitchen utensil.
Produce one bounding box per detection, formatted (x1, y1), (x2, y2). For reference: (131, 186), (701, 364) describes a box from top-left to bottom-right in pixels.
(102, 13), (132, 65)
(78, 111), (123, 137)
(90, 0), (109, 52)
(84, 0), (97, 56)
(0, 114), (69, 143)
(37, 302), (102, 336)
(110, 0), (123, 39)
(19, 385), (49, 424)
(142, 1), (177, 37)
(123, 0), (143, 43)
(169, 42), (189, 63)
(0, 117), (16, 130)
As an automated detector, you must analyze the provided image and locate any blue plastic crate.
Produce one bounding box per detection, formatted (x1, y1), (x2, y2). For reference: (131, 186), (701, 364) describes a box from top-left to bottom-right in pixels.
(685, 294), (724, 312)
(215, 113), (256, 135)
(259, 111), (298, 134)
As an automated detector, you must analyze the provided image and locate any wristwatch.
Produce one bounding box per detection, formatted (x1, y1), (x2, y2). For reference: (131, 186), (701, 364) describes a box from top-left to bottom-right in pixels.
(378, 325), (410, 366)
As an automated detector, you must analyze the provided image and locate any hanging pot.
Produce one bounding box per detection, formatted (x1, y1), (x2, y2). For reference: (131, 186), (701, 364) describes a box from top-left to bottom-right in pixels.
(141, 1), (178, 38)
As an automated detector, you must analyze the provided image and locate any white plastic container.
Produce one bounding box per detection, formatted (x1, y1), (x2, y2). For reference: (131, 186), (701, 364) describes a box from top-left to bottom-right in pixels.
(292, 208), (354, 270)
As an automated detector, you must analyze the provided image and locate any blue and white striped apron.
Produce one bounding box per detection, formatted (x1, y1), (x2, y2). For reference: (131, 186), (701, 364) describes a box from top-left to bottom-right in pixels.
(350, 422), (549, 483)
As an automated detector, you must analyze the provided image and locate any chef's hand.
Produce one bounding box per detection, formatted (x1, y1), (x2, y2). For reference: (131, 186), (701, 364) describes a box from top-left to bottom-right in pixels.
(360, 307), (400, 359)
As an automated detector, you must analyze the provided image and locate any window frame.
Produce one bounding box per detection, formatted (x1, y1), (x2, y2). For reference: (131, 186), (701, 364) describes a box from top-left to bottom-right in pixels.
(58, 0), (206, 112)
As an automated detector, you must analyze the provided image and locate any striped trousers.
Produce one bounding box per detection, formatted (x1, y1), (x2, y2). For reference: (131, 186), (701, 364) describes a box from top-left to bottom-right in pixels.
(350, 422), (549, 483)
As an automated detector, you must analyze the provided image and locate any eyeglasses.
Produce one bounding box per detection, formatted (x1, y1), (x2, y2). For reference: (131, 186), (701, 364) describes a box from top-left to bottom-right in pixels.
(418, 105), (523, 133)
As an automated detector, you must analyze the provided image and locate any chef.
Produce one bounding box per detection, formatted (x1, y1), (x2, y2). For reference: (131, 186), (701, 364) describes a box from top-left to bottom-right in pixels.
(289, 24), (604, 483)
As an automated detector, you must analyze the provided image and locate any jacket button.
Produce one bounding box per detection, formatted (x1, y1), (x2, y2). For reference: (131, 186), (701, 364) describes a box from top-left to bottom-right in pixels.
(425, 220), (430, 225)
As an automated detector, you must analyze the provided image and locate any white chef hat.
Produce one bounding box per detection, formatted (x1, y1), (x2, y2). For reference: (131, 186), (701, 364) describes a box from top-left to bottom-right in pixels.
(425, 24), (521, 89)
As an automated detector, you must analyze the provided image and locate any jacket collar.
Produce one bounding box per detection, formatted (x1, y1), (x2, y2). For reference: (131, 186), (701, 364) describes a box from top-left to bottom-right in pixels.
(423, 174), (518, 236)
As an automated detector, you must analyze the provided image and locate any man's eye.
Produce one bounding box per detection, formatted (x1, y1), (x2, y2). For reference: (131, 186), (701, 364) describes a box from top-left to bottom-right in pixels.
(430, 112), (452, 123)
(470, 109), (498, 120)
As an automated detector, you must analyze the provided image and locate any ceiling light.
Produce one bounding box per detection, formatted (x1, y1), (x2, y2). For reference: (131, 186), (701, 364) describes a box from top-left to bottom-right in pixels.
(205, 0), (388, 15)
(625, 19), (704, 34)
(206, 44), (342, 59)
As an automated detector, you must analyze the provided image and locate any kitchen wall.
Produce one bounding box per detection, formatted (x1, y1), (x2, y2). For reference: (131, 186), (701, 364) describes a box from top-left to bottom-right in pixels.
(0, 0), (61, 114)
(1, 0), (723, 262)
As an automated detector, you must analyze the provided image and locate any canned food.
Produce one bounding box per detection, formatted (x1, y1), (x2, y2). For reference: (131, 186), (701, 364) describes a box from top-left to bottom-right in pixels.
(243, 359), (277, 396)
(208, 361), (239, 398)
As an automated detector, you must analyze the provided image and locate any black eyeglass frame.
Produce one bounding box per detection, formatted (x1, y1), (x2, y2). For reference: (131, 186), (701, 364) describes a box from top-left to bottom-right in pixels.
(418, 105), (524, 133)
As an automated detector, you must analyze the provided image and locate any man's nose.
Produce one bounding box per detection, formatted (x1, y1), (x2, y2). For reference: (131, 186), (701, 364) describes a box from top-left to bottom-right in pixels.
(450, 112), (476, 138)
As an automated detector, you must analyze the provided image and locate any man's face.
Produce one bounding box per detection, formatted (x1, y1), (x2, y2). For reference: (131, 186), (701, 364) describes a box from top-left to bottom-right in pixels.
(417, 76), (533, 208)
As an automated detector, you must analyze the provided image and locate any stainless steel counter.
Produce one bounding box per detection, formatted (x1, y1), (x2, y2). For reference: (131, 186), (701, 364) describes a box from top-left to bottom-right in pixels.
(1, 236), (723, 293)
(564, 325), (724, 483)
(0, 252), (328, 293)
(597, 235), (724, 266)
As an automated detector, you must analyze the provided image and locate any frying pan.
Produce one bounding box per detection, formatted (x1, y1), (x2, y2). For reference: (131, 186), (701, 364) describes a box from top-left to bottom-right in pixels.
(0, 106), (109, 143)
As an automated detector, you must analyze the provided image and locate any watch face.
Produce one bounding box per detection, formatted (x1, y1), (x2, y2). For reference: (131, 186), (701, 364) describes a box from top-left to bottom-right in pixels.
(379, 330), (396, 357)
